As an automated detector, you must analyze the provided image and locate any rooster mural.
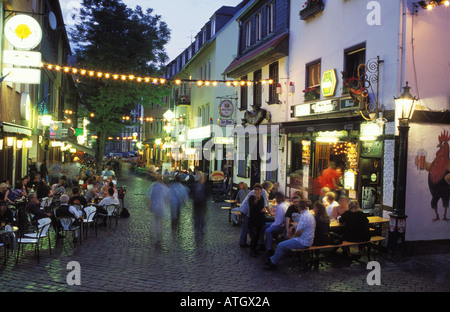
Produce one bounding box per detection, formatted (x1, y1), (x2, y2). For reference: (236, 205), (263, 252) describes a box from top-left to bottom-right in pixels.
(419, 130), (450, 222)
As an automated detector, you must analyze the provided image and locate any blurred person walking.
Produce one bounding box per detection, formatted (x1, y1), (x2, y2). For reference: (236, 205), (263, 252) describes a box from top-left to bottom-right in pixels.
(192, 172), (208, 239)
(148, 174), (170, 248)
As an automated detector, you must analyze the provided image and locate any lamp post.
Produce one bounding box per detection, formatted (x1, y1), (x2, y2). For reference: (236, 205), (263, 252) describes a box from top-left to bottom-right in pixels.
(41, 115), (52, 182)
(388, 82), (418, 256)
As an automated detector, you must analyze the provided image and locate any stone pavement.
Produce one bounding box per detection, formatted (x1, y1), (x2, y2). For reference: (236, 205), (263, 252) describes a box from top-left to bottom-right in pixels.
(0, 174), (449, 294)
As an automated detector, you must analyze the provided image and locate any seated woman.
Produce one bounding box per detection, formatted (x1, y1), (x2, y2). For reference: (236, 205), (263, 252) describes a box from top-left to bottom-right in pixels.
(312, 201), (331, 246)
(338, 200), (371, 259)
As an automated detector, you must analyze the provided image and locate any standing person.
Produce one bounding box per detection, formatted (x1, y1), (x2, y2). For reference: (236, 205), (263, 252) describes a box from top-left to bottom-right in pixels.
(148, 174), (170, 248)
(264, 199), (316, 270)
(231, 182), (250, 226)
(247, 183), (266, 257)
(320, 161), (339, 191)
(169, 176), (189, 233)
(192, 172), (207, 238)
(238, 181), (271, 248)
(265, 192), (289, 257)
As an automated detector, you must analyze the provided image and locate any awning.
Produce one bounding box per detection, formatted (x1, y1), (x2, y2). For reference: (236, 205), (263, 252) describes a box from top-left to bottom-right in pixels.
(0, 122), (32, 136)
(223, 32), (289, 78)
(64, 139), (96, 156)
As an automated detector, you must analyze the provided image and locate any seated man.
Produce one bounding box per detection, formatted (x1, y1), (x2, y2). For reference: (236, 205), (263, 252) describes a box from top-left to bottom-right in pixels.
(55, 194), (84, 243)
(97, 188), (120, 224)
(25, 193), (52, 222)
(265, 192), (289, 257)
(264, 199), (316, 270)
(85, 181), (100, 203)
(69, 187), (87, 208)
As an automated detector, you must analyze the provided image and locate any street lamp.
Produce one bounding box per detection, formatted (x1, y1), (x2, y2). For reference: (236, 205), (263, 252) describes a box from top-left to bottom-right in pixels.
(41, 114), (52, 182)
(389, 82), (418, 256)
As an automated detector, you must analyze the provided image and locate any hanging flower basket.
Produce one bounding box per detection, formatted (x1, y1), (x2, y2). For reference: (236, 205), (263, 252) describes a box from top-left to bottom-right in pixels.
(300, 0), (324, 20)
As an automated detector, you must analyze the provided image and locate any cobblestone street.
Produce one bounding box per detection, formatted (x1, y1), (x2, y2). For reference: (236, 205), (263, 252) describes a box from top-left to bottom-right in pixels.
(0, 175), (449, 294)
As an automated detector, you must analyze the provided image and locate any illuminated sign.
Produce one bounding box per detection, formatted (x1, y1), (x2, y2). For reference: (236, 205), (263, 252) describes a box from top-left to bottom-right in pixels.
(4, 15), (42, 50)
(293, 98), (357, 118)
(321, 69), (337, 97)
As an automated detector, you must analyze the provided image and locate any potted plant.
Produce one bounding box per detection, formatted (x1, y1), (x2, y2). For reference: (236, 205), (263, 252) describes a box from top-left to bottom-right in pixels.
(302, 86), (320, 101)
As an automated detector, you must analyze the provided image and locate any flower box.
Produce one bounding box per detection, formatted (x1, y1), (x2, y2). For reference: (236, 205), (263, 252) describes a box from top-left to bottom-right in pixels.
(303, 87), (320, 101)
(300, 0), (324, 20)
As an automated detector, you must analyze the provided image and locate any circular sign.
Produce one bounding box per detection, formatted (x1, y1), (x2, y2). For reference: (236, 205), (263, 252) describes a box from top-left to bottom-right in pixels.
(219, 100), (234, 118)
(4, 15), (43, 50)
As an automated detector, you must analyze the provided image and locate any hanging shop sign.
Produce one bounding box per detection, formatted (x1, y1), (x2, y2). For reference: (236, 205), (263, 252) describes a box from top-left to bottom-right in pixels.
(321, 69), (337, 97)
(219, 119), (234, 127)
(219, 100), (234, 118)
(293, 97), (358, 118)
(49, 121), (67, 140)
(4, 15), (43, 50)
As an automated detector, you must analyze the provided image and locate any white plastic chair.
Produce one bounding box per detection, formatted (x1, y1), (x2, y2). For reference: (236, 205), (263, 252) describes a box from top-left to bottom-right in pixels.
(82, 206), (97, 238)
(16, 217), (52, 264)
(97, 204), (119, 230)
(56, 217), (81, 248)
(24, 218), (53, 255)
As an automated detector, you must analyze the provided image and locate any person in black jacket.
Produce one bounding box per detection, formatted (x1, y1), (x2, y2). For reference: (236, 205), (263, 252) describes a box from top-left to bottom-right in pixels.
(248, 183), (266, 258)
(338, 200), (371, 259)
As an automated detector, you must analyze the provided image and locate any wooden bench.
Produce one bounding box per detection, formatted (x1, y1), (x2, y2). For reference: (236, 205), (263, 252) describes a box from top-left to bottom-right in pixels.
(291, 236), (386, 269)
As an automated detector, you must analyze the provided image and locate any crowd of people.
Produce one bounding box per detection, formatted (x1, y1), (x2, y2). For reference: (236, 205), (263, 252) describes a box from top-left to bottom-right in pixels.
(227, 180), (371, 271)
(0, 160), (126, 244)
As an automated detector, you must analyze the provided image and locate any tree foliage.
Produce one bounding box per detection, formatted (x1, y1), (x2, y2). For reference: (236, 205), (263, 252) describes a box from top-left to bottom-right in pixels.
(69, 0), (171, 168)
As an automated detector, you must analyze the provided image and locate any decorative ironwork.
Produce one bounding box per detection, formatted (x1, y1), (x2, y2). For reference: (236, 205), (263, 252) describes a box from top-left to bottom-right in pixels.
(341, 56), (384, 121)
(299, 0), (324, 20)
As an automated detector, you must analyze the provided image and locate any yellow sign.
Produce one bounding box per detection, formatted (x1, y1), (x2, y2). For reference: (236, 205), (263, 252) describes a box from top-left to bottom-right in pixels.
(321, 69), (337, 97)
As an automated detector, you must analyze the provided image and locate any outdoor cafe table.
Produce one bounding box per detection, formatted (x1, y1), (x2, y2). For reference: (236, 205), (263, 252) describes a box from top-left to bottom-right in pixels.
(330, 216), (389, 228)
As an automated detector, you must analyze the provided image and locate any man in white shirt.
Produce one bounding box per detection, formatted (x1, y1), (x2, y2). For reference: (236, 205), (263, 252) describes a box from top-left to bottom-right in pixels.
(324, 192), (339, 220)
(264, 199), (316, 270)
(265, 192), (289, 256)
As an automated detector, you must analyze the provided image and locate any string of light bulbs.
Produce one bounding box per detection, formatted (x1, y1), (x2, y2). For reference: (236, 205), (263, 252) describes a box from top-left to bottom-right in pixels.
(40, 62), (276, 86)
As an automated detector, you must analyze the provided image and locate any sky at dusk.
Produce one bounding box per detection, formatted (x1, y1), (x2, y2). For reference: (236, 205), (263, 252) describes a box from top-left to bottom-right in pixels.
(59, 0), (243, 62)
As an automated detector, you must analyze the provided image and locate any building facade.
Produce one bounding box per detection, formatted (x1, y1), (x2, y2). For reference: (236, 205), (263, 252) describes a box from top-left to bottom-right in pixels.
(0, 0), (81, 186)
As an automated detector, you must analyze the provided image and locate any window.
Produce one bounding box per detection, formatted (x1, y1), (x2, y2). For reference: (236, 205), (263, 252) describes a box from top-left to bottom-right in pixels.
(269, 62), (279, 103)
(306, 60), (321, 89)
(245, 21), (252, 47)
(211, 18), (216, 36)
(240, 75), (248, 110)
(238, 136), (249, 178)
(344, 43), (366, 81)
(256, 12), (262, 41)
(267, 2), (274, 35)
(265, 134), (278, 182)
(253, 69), (262, 107)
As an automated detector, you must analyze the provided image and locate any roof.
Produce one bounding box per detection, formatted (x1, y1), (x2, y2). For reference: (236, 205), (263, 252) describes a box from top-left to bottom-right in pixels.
(223, 32), (289, 78)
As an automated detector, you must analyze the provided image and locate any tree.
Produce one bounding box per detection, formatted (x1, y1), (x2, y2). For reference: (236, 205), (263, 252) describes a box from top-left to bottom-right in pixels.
(69, 0), (171, 170)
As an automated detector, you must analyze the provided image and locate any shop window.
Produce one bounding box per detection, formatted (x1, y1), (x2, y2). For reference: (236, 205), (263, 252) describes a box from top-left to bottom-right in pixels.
(240, 75), (248, 111)
(344, 43), (366, 82)
(268, 62), (279, 104)
(253, 69), (262, 107)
